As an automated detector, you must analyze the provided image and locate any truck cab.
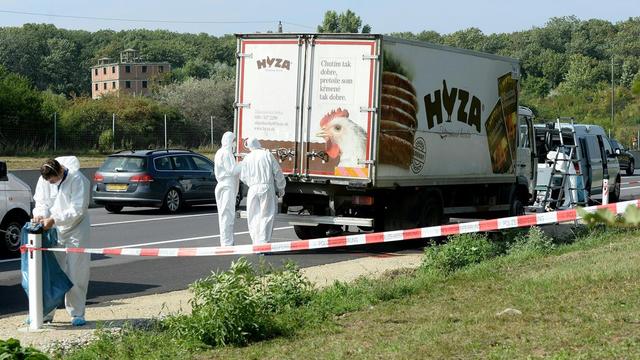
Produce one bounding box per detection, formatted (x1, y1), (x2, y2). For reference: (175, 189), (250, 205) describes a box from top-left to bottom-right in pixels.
(0, 161), (32, 256)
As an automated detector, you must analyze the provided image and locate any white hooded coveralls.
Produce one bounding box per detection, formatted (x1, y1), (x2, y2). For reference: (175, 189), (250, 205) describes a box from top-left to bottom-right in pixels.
(240, 138), (286, 244)
(33, 156), (91, 318)
(214, 132), (241, 246)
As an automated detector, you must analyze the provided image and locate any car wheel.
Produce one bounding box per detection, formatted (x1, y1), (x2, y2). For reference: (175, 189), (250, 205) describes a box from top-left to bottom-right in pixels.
(162, 188), (182, 213)
(1, 218), (24, 255)
(104, 204), (123, 213)
(626, 161), (635, 176)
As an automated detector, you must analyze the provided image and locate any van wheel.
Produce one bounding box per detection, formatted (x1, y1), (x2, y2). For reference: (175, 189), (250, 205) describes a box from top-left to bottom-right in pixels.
(627, 161), (635, 176)
(104, 204), (123, 213)
(293, 224), (328, 240)
(1, 217), (24, 255)
(162, 188), (183, 213)
(609, 177), (621, 202)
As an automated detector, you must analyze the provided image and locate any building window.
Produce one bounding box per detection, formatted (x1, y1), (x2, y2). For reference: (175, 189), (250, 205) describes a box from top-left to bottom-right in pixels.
(103, 83), (107, 90)
(125, 81), (131, 88)
(141, 65), (147, 73)
(126, 65), (131, 73)
(142, 81), (148, 88)
(103, 67), (106, 75)
(95, 83), (98, 90)
(94, 69), (98, 76)
(112, 81), (116, 88)
(159, 65), (164, 73)
(112, 66), (115, 73)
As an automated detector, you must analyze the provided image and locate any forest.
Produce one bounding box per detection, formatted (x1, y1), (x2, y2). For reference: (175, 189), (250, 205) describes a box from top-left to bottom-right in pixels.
(1, 11), (639, 152)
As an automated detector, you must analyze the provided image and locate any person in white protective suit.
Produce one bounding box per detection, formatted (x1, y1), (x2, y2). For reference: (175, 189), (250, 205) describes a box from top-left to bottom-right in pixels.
(33, 157), (91, 326)
(214, 132), (242, 246)
(239, 138), (286, 244)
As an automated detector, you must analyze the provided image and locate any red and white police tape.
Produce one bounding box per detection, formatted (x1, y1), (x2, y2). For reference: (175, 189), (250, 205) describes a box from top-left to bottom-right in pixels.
(25, 199), (640, 257)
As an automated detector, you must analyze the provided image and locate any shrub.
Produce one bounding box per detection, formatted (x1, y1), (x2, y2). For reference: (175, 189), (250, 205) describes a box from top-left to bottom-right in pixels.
(162, 257), (314, 347)
(422, 233), (497, 274)
(507, 226), (555, 254)
(98, 129), (113, 153)
(0, 338), (48, 359)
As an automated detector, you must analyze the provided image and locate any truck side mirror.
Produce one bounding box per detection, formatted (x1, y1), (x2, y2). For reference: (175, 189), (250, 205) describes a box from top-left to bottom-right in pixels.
(0, 161), (7, 181)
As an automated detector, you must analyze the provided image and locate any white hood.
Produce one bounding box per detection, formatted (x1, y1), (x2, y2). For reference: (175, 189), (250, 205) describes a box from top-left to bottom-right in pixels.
(55, 156), (81, 173)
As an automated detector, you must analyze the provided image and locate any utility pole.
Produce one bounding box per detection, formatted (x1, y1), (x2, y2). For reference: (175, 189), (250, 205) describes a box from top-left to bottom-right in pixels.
(210, 116), (214, 150)
(53, 112), (57, 152)
(164, 114), (167, 149)
(112, 113), (115, 151)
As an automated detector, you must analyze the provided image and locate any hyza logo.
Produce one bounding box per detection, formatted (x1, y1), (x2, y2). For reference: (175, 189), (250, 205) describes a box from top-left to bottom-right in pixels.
(256, 57), (291, 71)
(411, 137), (426, 174)
(423, 80), (482, 133)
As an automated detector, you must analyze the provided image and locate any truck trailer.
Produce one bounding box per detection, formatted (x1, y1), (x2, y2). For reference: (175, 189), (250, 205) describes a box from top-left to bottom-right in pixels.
(234, 33), (537, 239)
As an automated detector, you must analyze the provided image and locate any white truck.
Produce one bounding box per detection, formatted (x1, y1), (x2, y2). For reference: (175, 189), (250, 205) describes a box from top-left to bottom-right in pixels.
(234, 34), (536, 238)
(0, 161), (32, 255)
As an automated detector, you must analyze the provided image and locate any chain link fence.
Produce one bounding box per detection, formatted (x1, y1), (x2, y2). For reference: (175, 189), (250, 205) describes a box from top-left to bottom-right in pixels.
(0, 114), (226, 155)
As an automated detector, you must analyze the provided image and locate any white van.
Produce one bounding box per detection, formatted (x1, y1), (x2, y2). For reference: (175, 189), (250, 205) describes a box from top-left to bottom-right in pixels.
(0, 161), (32, 255)
(534, 123), (621, 207)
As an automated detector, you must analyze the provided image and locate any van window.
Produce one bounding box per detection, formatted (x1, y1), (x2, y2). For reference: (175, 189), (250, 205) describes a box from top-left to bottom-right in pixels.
(585, 136), (602, 163)
(101, 156), (147, 172)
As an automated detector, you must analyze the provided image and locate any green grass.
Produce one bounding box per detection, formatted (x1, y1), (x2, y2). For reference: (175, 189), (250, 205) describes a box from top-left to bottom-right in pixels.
(204, 228), (640, 359)
(56, 227), (640, 359)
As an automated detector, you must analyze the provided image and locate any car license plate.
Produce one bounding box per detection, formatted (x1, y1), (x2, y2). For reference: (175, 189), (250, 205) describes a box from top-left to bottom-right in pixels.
(106, 183), (128, 192)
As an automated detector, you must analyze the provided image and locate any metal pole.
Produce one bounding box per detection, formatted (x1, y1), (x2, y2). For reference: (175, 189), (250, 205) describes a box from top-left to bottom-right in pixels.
(611, 56), (614, 134)
(210, 116), (214, 150)
(164, 114), (167, 149)
(27, 231), (43, 330)
(112, 113), (115, 151)
(53, 112), (57, 152)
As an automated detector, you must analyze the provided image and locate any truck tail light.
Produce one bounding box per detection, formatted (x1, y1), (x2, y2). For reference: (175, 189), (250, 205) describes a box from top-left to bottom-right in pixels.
(130, 173), (154, 183)
(352, 195), (374, 206)
(93, 173), (104, 182)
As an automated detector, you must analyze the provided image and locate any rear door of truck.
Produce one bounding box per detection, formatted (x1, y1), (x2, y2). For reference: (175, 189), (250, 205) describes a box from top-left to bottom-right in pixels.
(235, 35), (305, 175)
(299, 35), (380, 183)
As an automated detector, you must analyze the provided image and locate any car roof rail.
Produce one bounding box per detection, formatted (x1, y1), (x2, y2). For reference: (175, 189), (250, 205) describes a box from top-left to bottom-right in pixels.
(145, 148), (194, 155)
(112, 149), (138, 155)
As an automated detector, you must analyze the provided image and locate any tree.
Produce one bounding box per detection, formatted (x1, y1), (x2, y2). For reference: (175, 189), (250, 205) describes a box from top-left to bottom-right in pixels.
(317, 10), (371, 33)
(562, 54), (600, 92)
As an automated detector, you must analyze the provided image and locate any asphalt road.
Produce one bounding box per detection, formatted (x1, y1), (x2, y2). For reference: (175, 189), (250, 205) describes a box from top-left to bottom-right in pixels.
(2, 173), (640, 318)
(0, 203), (424, 317)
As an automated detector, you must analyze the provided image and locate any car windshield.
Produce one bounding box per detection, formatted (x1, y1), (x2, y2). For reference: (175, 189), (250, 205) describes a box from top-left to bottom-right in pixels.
(100, 156), (146, 172)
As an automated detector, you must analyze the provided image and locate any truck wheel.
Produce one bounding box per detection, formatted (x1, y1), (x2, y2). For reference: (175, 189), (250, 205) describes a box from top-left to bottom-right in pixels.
(421, 199), (443, 227)
(293, 224), (328, 240)
(1, 217), (24, 255)
(104, 204), (123, 213)
(509, 199), (525, 216)
(626, 161), (635, 176)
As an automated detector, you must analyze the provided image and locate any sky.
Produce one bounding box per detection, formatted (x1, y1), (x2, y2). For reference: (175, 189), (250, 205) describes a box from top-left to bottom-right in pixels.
(0, 0), (638, 36)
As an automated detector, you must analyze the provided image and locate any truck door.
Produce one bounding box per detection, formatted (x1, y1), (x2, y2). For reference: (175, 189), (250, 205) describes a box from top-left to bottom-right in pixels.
(235, 36), (306, 175)
(516, 114), (536, 194)
(584, 135), (604, 197)
(299, 36), (379, 181)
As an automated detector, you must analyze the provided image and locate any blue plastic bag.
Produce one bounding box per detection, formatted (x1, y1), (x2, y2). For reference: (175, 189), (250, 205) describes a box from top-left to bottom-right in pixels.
(20, 223), (73, 316)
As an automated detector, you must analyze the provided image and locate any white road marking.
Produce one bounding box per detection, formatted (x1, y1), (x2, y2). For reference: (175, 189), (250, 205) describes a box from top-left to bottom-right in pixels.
(91, 213), (215, 227)
(101, 226), (294, 249)
(0, 226), (295, 263)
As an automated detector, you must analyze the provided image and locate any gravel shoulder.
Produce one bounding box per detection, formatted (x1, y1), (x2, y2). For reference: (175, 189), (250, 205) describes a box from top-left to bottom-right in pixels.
(0, 253), (423, 351)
